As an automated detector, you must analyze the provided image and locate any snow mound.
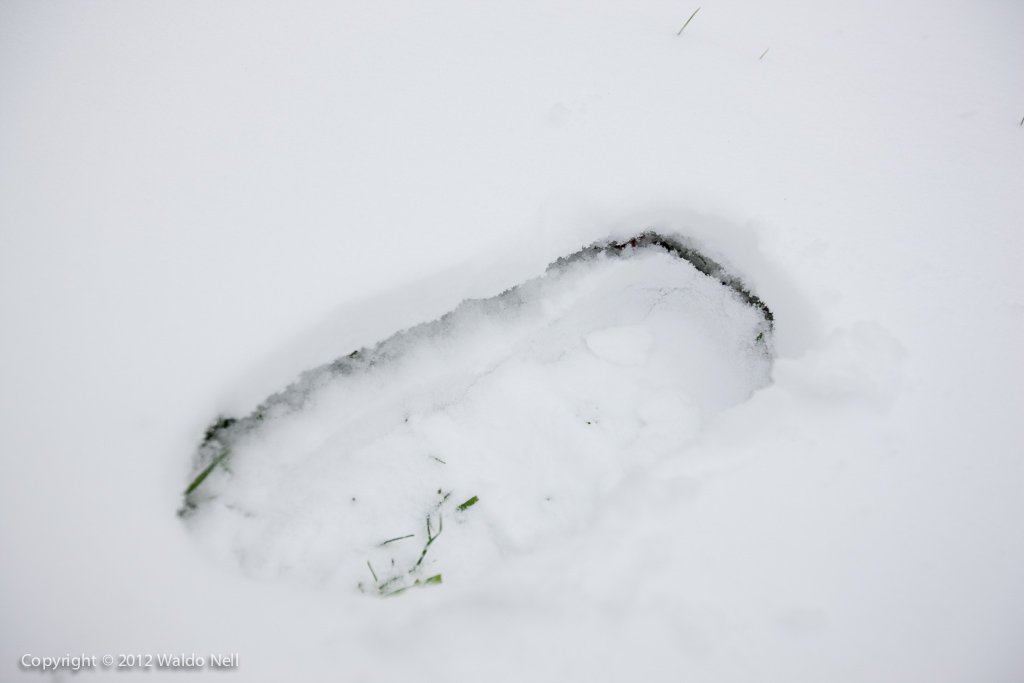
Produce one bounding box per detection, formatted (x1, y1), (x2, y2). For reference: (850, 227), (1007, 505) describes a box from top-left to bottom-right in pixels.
(182, 235), (773, 594)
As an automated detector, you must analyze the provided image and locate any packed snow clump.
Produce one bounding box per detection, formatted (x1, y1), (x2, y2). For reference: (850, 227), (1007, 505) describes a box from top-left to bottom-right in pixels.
(182, 234), (773, 594)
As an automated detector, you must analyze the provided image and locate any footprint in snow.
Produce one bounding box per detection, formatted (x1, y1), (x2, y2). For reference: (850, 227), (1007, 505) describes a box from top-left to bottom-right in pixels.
(181, 233), (774, 594)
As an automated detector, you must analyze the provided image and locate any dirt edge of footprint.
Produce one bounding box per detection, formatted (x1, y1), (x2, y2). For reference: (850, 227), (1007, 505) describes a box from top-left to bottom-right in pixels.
(179, 230), (775, 516)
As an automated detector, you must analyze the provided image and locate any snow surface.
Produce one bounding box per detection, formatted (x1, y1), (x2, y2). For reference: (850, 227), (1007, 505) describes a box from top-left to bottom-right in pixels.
(2, 0), (1023, 681)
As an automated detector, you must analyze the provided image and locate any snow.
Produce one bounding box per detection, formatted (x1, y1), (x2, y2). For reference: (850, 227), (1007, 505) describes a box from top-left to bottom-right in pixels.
(585, 324), (654, 366)
(1, 0), (1023, 681)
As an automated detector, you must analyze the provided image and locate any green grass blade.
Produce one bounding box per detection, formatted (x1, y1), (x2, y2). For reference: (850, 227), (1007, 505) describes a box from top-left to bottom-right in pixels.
(184, 448), (231, 495)
(456, 495), (479, 511)
(676, 7), (700, 36)
(379, 534), (415, 546)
